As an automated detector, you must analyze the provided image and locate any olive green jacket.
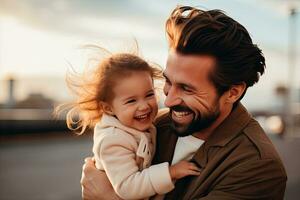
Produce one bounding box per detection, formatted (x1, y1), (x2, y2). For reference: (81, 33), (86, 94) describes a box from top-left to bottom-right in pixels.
(152, 103), (287, 200)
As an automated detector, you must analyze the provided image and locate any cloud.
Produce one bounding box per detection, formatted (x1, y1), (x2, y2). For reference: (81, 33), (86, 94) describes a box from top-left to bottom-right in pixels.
(0, 0), (166, 37)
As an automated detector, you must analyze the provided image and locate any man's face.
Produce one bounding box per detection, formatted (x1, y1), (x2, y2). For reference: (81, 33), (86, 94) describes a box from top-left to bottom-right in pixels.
(163, 51), (222, 137)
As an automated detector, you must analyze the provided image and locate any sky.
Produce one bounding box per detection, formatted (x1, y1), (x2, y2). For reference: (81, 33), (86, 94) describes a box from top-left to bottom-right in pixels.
(0, 0), (299, 110)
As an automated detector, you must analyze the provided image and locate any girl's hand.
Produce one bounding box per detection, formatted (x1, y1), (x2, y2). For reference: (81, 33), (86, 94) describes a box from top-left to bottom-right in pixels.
(169, 160), (201, 181)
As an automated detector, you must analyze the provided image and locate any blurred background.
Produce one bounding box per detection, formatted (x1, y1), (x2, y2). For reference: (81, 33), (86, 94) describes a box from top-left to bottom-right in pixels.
(0, 0), (299, 199)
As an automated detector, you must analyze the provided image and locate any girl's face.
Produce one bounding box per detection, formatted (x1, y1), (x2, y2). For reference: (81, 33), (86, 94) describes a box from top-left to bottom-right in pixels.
(109, 71), (158, 132)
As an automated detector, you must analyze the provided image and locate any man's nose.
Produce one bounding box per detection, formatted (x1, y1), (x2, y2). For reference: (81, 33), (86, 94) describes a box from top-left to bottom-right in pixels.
(164, 87), (182, 108)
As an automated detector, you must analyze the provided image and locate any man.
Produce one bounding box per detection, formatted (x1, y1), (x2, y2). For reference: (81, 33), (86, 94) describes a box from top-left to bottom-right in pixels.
(81, 6), (287, 200)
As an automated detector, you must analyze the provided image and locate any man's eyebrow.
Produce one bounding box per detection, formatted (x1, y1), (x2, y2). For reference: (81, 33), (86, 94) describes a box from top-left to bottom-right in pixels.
(163, 72), (196, 90)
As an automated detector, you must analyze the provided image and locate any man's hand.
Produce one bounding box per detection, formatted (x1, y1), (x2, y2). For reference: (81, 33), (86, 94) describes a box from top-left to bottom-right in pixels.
(80, 157), (122, 200)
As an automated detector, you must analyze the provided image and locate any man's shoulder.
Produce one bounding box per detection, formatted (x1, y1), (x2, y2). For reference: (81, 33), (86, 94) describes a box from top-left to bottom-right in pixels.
(239, 118), (286, 176)
(243, 118), (279, 159)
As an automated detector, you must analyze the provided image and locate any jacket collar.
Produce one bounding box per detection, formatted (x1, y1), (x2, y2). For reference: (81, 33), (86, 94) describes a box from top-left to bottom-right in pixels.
(192, 103), (252, 167)
(205, 103), (252, 147)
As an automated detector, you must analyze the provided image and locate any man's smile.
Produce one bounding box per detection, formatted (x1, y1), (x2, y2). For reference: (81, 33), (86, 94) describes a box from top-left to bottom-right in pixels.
(171, 109), (194, 124)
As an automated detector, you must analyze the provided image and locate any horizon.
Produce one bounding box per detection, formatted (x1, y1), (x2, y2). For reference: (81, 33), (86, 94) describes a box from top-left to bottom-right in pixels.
(0, 75), (288, 111)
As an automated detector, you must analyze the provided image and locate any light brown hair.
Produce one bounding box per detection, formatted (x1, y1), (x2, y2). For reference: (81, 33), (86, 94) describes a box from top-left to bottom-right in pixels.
(57, 48), (162, 134)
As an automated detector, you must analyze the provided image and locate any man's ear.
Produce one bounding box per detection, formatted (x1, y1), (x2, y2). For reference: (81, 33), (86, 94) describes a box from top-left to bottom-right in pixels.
(101, 102), (114, 115)
(225, 82), (246, 104)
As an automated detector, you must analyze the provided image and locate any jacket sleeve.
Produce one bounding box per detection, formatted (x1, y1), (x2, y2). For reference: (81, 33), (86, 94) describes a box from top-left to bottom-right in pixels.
(97, 132), (174, 199)
(197, 158), (287, 200)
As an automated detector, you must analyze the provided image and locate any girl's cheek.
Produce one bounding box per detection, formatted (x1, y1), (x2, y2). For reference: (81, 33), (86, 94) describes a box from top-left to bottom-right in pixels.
(153, 99), (159, 108)
(149, 100), (158, 113)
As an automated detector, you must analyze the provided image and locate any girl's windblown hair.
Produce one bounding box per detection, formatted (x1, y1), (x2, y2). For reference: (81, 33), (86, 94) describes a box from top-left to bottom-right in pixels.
(55, 46), (162, 134)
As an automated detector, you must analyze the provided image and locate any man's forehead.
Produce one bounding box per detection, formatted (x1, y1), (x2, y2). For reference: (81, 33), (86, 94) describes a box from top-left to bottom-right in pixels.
(165, 51), (216, 76)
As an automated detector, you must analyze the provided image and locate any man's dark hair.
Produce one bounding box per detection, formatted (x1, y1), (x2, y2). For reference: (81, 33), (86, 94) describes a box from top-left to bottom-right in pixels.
(166, 6), (266, 102)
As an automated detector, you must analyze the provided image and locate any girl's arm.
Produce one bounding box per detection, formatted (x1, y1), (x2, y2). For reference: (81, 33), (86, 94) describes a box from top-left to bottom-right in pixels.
(96, 132), (173, 199)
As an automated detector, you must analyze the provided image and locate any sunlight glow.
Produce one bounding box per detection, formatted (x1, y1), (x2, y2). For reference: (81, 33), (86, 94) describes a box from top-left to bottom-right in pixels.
(0, 17), (79, 76)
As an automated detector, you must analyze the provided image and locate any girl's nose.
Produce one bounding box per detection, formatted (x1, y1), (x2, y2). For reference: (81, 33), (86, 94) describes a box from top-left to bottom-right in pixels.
(138, 101), (150, 111)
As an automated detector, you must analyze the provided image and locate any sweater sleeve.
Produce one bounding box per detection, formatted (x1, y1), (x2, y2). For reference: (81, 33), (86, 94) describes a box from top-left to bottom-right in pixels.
(98, 131), (174, 199)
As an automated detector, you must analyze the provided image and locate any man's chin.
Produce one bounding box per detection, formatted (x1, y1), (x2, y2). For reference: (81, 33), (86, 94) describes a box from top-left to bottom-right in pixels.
(171, 121), (194, 137)
(171, 115), (219, 137)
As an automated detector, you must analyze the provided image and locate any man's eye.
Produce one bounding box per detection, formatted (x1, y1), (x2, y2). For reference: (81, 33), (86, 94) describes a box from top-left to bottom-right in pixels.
(126, 99), (136, 104)
(182, 85), (193, 93)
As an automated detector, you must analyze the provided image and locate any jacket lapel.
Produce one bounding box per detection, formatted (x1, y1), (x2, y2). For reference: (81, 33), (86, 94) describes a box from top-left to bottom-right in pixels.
(182, 103), (252, 199)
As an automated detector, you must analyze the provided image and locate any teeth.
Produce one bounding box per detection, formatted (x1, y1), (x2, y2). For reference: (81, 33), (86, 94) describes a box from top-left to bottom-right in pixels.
(173, 111), (191, 117)
(135, 114), (148, 119)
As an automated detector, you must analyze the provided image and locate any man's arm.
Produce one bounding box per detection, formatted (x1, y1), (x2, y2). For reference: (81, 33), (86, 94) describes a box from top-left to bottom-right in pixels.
(81, 157), (121, 200)
(196, 159), (287, 200)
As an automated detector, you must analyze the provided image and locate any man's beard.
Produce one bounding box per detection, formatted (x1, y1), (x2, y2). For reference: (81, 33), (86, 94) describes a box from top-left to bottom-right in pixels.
(169, 103), (220, 137)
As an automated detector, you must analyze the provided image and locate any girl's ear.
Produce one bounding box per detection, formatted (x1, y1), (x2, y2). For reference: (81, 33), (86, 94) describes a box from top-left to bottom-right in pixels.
(225, 82), (246, 104)
(101, 102), (114, 115)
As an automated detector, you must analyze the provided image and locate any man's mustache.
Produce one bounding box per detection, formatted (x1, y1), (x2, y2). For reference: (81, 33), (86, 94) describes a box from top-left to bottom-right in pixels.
(170, 105), (193, 113)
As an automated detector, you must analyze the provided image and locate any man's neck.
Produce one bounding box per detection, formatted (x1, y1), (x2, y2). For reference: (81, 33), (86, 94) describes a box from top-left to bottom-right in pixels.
(192, 104), (233, 141)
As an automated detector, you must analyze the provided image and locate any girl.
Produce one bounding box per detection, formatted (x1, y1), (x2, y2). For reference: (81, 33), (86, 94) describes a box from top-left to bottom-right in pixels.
(63, 50), (200, 199)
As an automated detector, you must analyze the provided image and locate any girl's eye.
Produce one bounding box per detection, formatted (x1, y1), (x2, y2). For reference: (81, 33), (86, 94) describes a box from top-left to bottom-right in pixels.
(146, 93), (155, 98)
(125, 99), (136, 104)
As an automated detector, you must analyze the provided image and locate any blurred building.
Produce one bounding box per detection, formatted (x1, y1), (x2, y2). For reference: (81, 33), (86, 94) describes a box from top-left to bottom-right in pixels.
(14, 93), (54, 109)
(0, 77), (67, 134)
